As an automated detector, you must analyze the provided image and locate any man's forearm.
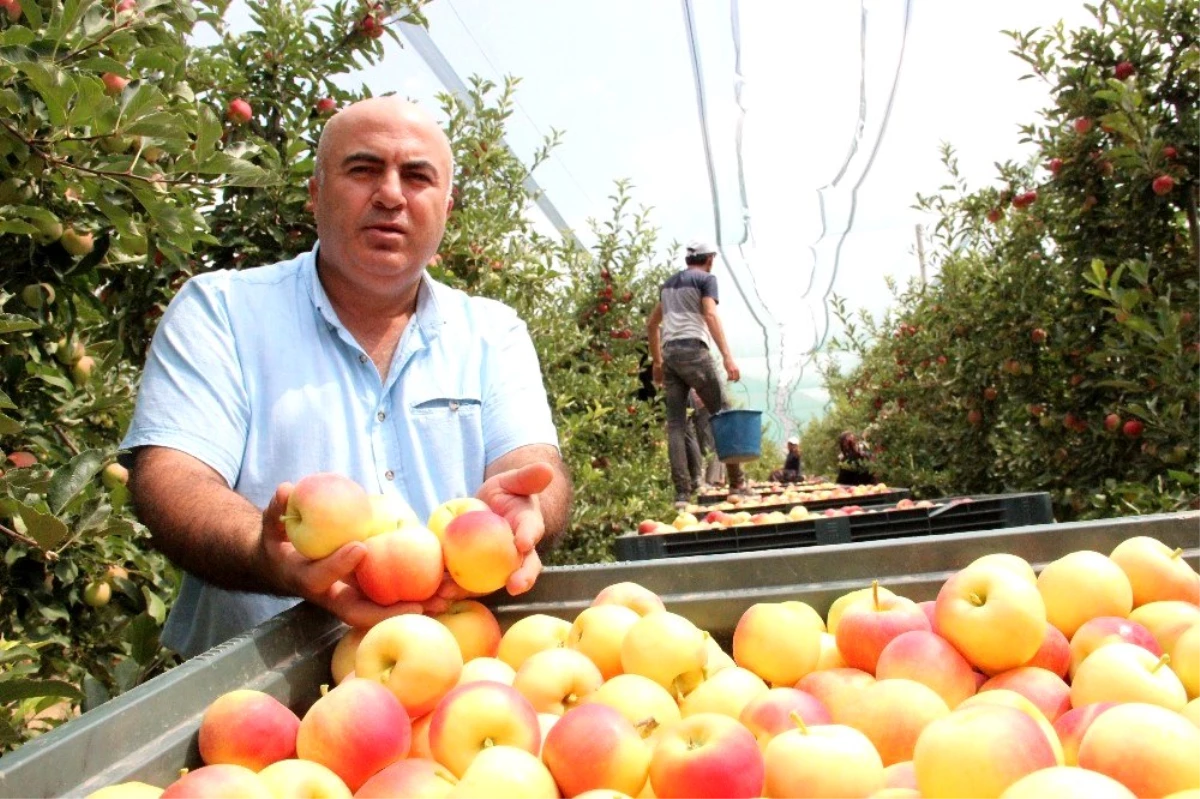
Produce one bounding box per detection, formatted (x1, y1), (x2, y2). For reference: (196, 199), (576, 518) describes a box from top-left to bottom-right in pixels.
(537, 455), (574, 553)
(704, 313), (734, 362)
(130, 447), (281, 595)
(648, 321), (662, 365)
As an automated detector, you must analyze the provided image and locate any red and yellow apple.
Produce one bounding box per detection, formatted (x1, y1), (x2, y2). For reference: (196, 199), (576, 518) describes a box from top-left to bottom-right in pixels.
(355, 525), (444, 604)
(763, 719), (884, 799)
(827, 585), (898, 634)
(738, 687), (831, 751)
(1109, 536), (1200, 607)
(355, 759), (457, 799)
(935, 563), (1047, 675)
(1068, 615), (1162, 678)
(542, 703), (651, 797)
(442, 510), (521, 595)
(876, 630), (976, 709)
(835, 582), (931, 674)
(1129, 600), (1200, 653)
(427, 681), (541, 778)
(837, 678), (950, 766)
(435, 600), (503, 661)
(794, 667), (875, 725)
(160, 764), (269, 799)
(366, 493), (422, 537)
(979, 666), (1070, 723)
(197, 689), (299, 771)
(1023, 622), (1070, 679)
(356, 614), (464, 718)
(282, 473), (375, 559)
(1077, 701), (1200, 798)
(1052, 702), (1117, 766)
(591, 582), (666, 617)
(427, 497), (490, 541)
(649, 713), (764, 799)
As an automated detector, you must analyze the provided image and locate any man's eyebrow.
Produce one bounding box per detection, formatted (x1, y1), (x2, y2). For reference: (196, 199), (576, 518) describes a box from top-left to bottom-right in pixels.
(338, 152), (441, 177)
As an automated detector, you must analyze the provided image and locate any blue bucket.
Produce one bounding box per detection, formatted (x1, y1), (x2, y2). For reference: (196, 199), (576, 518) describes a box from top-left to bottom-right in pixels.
(710, 408), (763, 464)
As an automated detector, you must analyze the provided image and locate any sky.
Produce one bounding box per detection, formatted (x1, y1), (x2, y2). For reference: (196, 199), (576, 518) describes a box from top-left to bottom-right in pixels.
(211, 0), (1100, 437)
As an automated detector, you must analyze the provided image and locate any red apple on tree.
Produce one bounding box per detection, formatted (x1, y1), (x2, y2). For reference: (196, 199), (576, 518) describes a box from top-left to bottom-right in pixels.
(226, 97), (253, 124)
(1074, 117), (1093, 134)
(1123, 419), (1144, 438)
(1114, 60), (1135, 79)
(1153, 174), (1175, 196)
(315, 97), (337, 115)
(101, 72), (129, 95)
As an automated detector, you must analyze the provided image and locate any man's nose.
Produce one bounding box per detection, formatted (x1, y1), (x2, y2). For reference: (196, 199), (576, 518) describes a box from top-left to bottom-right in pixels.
(373, 170), (407, 208)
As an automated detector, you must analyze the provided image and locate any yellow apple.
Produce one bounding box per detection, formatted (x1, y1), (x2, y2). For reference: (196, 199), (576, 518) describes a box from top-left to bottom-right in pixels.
(620, 612), (708, 698)
(678, 666), (768, 719)
(497, 614), (571, 670)
(427, 681), (541, 778)
(732, 602), (822, 686)
(447, 745), (559, 799)
(1070, 642), (1187, 711)
(512, 647), (604, 715)
(585, 673), (681, 740)
(1036, 551), (1133, 639)
(591, 582), (666, 617)
(764, 719), (884, 799)
(457, 656), (516, 686)
(256, 759), (351, 799)
(281, 473), (375, 559)
(427, 497), (490, 542)
(935, 563), (1047, 675)
(356, 614), (464, 718)
(568, 604), (641, 680)
(1109, 536), (1200, 607)
(434, 600), (502, 661)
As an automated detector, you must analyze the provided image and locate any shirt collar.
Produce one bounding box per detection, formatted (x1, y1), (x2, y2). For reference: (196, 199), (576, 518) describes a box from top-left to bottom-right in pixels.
(304, 242), (446, 343)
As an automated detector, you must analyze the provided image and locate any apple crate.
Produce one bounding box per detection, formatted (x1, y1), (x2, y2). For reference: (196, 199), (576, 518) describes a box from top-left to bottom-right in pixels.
(696, 487), (912, 515)
(615, 492), (1053, 562)
(1, 511), (1195, 798)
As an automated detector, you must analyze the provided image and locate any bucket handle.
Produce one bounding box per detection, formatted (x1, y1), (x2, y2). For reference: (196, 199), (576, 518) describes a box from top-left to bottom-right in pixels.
(725, 379), (751, 410)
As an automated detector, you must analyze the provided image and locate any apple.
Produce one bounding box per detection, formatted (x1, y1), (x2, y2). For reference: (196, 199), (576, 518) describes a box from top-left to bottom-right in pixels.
(1070, 642), (1187, 711)
(0, 0), (24, 22)
(457, 656), (515, 686)
(839, 678), (949, 766)
(1024, 623), (1070, 678)
(1077, 702), (1200, 798)
(827, 584), (898, 634)
(1122, 419), (1144, 438)
(83, 580), (111, 608)
(678, 666), (768, 720)
(732, 602), (822, 686)
(435, 600), (502, 661)
(427, 497), (490, 541)
(427, 681), (541, 778)
(957, 688), (1063, 765)
(979, 667), (1070, 723)
(814, 632), (848, 670)
(497, 613), (572, 670)
(568, 603), (641, 680)
(355, 525), (444, 604)
(1037, 551), (1134, 639)
(1169, 622), (1198, 699)
(101, 463), (129, 491)
(883, 760), (918, 791)
(1153, 174), (1176, 196)
(637, 520), (660, 535)
(330, 626), (366, 684)
(356, 614), (464, 718)
(935, 563), (1047, 674)
(71, 355), (95, 385)
(649, 713), (764, 799)
(512, 646), (604, 715)
(442, 510), (521, 594)
(160, 764), (269, 798)
(835, 581), (930, 674)
(913, 704), (1058, 799)
(542, 703), (651, 797)
(702, 636), (736, 677)
(620, 611), (708, 698)
(1074, 117), (1093, 134)
(295, 679), (410, 792)
(584, 673), (681, 739)
(366, 493), (422, 537)
(61, 227), (95, 257)
(198, 689), (299, 770)
(1129, 600), (1200, 653)
(256, 759), (351, 798)
(967, 553), (1037, 585)
(315, 97), (338, 115)
(764, 718), (884, 799)
(7, 451), (38, 469)
(101, 72), (129, 95)
(447, 745), (558, 799)
(1052, 702), (1118, 766)
(355, 759), (457, 799)
(410, 712), (434, 759)
(281, 473), (375, 559)
(998, 766), (1135, 799)
(227, 97), (253, 124)
(1109, 536), (1200, 606)
(1184, 697), (1200, 728)
(794, 667), (875, 725)
(738, 687), (831, 752)
(1068, 615), (1162, 678)
(84, 782), (162, 799)
(876, 630), (976, 709)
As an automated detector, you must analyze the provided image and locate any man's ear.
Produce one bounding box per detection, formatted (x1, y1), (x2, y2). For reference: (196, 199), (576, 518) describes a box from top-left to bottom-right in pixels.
(308, 176), (319, 207)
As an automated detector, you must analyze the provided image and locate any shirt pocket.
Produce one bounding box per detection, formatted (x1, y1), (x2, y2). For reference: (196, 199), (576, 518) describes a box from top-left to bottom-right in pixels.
(406, 396), (486, 489)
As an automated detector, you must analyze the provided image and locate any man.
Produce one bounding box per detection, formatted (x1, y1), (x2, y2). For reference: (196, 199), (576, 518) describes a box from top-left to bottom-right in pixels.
(771, 437), (803, 483)
(122, 97), (572, 659)
(647, 239), (743, 507)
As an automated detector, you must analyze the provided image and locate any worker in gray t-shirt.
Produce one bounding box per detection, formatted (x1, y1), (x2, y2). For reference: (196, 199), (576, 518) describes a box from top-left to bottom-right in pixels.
(647, 239), (744, 507)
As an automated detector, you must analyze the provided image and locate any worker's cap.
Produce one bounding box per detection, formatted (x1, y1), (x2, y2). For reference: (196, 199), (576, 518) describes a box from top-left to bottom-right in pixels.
(685, 239), (718, 256)
(787, 436), (800, 446)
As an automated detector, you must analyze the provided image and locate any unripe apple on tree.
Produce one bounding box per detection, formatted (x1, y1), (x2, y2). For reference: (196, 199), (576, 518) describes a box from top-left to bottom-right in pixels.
(61, 227), (95, 257)
(102, 463), (129, 490)
(21, 283), (55, 309)
(71, 356), (95, 386)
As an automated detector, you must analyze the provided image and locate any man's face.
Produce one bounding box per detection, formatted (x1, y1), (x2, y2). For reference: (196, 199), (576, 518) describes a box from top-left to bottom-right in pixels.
(309, 101), (453, 292)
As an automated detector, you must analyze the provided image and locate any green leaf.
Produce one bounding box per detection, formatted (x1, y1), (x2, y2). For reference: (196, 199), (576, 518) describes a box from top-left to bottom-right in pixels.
(127, 613), (160, 664)
(0, 313), (39, 334)
(0, 679), (84, 704)
(125, 111), (189, 140)
(0, 644), (38, 666)
(15, 61), (74, 126)
(48, 449), (107, 514)
(141, 586), (166, 625)
(194, 151), (277, 186)
(0, 411), (20, 436)
(65, 75), (109, 131)
(1090, 258), (1108, 287)
(19, 505), (70, 551)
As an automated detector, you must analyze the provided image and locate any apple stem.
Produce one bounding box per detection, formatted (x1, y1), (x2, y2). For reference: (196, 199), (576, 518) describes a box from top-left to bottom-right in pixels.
(636, 717), (660, 738)
(1153, 654), (1171, 673)
(319, 683), (330, 697)
(871, 580), (880, 610)
(968, 592), (984, 607)
(789, 710), (810, 734)
(1171, 547), (1183, 559)
(483, 737), (495, 748)
(178, 769), (189, 779)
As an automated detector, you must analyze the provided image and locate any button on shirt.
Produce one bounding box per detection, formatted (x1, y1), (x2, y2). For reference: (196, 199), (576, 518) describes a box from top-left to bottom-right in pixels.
(121, 245), (559, 658)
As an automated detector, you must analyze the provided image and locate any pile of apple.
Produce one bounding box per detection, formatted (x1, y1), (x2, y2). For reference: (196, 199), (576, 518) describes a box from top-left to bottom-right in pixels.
(689, 483), (896, 514)
(282, 472), (522, 601)
(88, 533), (1198, 799)
(639, 496), (938, 536)
(697, 479), (837, 499)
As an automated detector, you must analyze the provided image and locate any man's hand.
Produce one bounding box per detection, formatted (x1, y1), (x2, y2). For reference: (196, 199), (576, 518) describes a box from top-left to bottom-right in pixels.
(724, 356), (741, 382)
(477, 461), (555, 595)
(261, 484), (425, 627)
(652, 361), (664, 386)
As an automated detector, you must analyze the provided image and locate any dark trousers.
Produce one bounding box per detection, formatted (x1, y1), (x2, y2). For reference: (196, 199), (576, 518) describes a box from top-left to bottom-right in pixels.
(662, 341), (742, 497)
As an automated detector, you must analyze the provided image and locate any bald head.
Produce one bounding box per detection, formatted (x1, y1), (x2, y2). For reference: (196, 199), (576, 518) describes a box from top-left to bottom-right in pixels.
(313, 96), (454, 188)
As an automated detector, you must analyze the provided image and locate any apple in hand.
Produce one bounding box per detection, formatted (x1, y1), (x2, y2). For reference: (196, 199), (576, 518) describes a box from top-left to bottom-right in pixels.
(1109, 535), (1200, 606)
(649, 713), (764, 799)
(835, 581), (930, 674)
(542, 703), (651, 797)
(427, 497), (490, 541)
(442, 510), (521, 594)
(356, 614), (464, 718)
(427, 681), (541, 778)
(935, 563), (1047, 675)
(295, 678), (411, 793)
(281, 472), (375, 559)
(355, 525), (444, 604)
(366, 493), (422, 537)
(434, 600), (503, 661)
(198, 689), (299, 771)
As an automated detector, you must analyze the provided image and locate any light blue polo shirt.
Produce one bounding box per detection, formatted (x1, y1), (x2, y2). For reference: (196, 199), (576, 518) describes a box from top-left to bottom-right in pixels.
(121, 245), (558, 658)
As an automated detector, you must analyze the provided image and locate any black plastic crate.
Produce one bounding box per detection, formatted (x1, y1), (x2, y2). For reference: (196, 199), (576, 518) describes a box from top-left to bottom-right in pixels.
(613, 492), (1054, 562)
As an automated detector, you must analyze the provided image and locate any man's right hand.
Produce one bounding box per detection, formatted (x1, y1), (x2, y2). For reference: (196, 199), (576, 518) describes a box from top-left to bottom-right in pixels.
(261, 484), (425, 628)
(724, 357), (741, 382)
(652, 361), (664, 386)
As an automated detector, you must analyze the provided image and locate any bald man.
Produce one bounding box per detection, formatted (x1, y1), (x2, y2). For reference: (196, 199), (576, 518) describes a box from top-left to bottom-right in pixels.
(122, 97), (572, 658)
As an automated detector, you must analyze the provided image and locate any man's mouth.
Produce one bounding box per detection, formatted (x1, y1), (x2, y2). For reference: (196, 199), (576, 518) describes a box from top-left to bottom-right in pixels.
(364, 222), (406, 235)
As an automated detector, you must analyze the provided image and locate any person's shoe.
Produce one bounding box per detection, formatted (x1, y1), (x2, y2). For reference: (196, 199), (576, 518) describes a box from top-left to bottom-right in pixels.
(674, 494), (692, 509)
